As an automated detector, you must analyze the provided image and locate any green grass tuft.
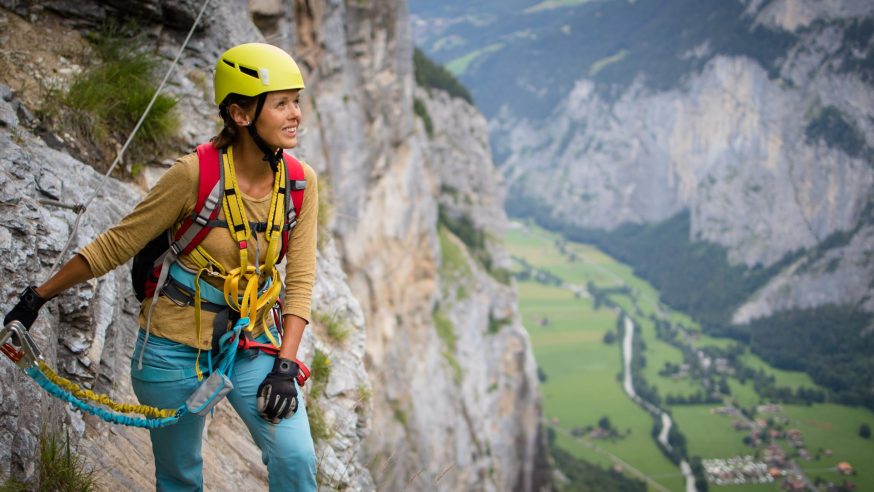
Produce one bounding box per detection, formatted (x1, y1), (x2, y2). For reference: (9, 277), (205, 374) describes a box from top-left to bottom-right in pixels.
(413, 48), (474, 104)
(316, 174), (333, 250)
(0, 478), (27, 492)
(44, 26), (179, 175)
(308, 349), (332, 400)
(488, 266), (513, 285)
(356, 385), (372, 405)
(488, 313), (512, 334)
(433, 308), (463, 383)
(393, 407), (408, 427)
(314, 310), (350, 344)
(0, 429), (99, 491)
(438, 225), (473, 299)
(306, 349), (334, 442)
(38, 429), (97, 492)
(389, 399), (409, 428)
(438, 207), (509, 284)
(412, 97), (434, 137)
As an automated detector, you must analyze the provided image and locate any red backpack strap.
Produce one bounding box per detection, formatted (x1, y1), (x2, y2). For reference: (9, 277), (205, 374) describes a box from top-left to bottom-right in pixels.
(172, 144), (224, 254)
(143, 144), (224, 301)
(280, 152), (307, 261)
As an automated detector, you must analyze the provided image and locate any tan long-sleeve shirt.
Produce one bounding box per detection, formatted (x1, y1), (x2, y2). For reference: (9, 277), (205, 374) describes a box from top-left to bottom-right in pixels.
(78, 151), (318, 349)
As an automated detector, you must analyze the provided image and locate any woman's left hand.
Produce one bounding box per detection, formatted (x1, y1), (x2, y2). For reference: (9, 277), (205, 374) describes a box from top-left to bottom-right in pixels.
(257, 357), (300, 423)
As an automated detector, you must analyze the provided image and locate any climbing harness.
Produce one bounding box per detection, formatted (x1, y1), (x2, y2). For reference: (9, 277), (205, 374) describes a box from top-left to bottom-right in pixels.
(218, 145), (286, 345)
(134, 143), (306, 380)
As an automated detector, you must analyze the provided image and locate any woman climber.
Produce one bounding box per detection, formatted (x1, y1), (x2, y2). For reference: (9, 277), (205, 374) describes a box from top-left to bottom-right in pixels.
(3, 43), (319, 491)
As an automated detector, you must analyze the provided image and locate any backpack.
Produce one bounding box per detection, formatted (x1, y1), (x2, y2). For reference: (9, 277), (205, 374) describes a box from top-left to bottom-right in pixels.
(131, 143), (306, 303)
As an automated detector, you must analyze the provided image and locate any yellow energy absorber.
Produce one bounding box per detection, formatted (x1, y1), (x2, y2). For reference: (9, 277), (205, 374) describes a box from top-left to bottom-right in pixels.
(36, 360), (177, 419)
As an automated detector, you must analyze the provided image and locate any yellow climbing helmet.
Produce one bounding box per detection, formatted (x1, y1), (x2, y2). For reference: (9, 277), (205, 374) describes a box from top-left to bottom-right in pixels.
(213, 43), (305, 106)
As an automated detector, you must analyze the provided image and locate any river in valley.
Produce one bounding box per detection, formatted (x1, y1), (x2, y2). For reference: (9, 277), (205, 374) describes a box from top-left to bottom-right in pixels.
(622, 315), (697, 492)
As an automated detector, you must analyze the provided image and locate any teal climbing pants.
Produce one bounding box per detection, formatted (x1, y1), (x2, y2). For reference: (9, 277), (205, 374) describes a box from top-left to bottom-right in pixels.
(130, 330), (317, 492)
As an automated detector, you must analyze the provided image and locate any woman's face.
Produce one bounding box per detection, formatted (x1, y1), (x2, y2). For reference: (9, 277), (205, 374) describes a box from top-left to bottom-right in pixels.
(253, 89), (302, 149)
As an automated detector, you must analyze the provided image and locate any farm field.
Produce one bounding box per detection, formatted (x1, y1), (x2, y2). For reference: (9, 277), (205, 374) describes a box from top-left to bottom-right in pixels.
(506, 221), (874, 491)
(518, 281), (683, 491)
(785, 404), (874, 491)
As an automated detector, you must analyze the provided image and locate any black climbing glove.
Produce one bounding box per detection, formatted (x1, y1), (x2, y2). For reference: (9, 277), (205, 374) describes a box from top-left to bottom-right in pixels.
(4, 286), (48, 330)
(257, 357), (299, 424)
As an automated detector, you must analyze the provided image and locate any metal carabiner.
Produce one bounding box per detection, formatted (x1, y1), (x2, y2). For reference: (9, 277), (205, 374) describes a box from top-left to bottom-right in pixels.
(0, 320), (42, 371)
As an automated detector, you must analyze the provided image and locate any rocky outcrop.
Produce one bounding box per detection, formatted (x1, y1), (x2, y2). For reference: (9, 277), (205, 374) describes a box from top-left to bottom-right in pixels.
(288, 0), (547, 489)
(0, 83), (373, 490)
(733, 225), (874, 323)
(493, 2), (874, 321)
(0, 0), (372, 488)
(417, 86), (548, 490)
(496, 57), (873, 268)
(747, 0), (874, 32)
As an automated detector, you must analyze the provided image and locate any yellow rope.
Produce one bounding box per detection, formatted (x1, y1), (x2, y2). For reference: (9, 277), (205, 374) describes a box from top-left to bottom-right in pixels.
(36, 361), (177, 419)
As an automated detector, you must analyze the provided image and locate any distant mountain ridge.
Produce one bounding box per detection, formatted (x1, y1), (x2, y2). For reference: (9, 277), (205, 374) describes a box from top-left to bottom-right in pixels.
(412, 0), (796, 120)
(411, 0), (874, 316)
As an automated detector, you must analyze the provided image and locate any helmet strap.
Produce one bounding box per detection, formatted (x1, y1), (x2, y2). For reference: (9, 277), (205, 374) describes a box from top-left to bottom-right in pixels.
(246, 93), (283, 173)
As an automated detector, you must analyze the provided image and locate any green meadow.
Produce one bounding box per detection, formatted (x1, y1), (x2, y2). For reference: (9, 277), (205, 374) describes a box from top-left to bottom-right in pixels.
(785, 404), (874, 491)
(518, 281), (684, 491)
(506, 222), (874, 491)
(445, 43), (504, 76)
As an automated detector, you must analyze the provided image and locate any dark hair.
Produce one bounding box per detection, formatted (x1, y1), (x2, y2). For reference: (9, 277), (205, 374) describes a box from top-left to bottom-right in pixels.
(210, 93), (259, 148)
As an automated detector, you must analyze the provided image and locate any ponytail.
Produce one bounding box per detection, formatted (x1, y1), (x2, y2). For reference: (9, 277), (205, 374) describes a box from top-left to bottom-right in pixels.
(210, 94), (259, 149)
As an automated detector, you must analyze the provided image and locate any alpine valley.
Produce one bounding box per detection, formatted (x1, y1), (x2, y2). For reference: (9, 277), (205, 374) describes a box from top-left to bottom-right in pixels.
(411, 0), (874, 412)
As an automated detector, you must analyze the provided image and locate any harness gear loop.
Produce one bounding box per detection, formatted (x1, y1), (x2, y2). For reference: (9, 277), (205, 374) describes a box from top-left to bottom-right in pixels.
(179, 146), (287, 379)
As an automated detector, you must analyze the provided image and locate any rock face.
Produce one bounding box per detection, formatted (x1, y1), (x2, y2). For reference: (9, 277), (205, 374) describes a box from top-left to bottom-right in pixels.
(748, 0), (874, 32)
(493, 0), (874, 321)
(417, 86), (549, 490)
(1, 79), (371, 492)
(287, 1), (548, 489)
(0, 0), (546, 490)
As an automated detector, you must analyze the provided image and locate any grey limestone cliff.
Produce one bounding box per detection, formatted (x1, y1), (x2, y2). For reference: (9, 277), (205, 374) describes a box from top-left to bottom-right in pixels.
(288, 0), (547, 489)
(0, 0), (372, 489)
(493, 0), (874, 322)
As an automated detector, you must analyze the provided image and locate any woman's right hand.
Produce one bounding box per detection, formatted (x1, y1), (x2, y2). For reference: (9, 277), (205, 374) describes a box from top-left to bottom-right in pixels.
(3, 286), (48, 330)
(4, 254), (95, 330)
